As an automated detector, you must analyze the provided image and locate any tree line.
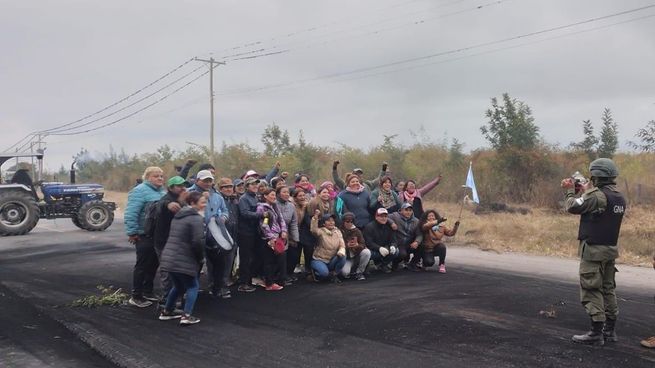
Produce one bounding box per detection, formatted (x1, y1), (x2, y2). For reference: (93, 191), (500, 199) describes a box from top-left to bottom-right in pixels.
(58, 93), (655, 207)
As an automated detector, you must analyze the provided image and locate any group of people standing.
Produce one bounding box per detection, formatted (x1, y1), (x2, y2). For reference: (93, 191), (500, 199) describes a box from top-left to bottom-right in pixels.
(124, 160), (457, 326)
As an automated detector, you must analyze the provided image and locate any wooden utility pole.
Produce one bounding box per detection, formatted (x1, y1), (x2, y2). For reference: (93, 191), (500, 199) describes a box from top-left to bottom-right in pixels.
(194, 57), (225, 164)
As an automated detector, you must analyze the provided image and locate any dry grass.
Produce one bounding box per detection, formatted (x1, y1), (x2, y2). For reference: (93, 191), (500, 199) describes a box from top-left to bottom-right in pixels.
(428, 201), (655, 267)
(104, 190), (128, 217)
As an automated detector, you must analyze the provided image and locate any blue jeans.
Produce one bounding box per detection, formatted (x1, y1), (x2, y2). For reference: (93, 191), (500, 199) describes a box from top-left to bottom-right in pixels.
(165, 272), (199, 315)
(311, 255), (346, 278)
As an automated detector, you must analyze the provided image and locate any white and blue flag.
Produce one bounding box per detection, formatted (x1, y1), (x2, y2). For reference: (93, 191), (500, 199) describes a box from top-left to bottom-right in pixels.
(465, 162), (480, 204)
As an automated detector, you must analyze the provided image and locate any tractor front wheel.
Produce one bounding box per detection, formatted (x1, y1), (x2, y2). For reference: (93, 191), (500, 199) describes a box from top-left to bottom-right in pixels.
(78, 200), (114, 231)
(0, 190), (40, 236)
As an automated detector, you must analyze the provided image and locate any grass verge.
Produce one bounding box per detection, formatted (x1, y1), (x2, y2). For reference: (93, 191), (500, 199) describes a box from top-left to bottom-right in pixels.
(427, 201), (654, 267)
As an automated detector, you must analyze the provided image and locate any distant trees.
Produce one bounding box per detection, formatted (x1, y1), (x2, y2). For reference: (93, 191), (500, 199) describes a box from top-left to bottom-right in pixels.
(481, 93), (539, 151)
(570, 120), (599, 161)
(261, 122), (293, 157)
(571, 108), (619, 159)
(597, 108), (619, 158)
(480, 93), (553, 202)
(629, 120), (655, 152)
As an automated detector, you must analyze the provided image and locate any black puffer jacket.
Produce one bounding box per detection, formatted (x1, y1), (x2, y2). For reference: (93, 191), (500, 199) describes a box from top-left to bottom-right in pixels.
(363, 220), (397, 253)
(153, 191), (182, 251)
(160, 206), (205, 277)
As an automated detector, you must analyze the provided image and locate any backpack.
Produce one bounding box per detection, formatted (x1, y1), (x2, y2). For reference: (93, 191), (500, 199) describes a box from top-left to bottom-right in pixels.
(143, 200), (161, 238)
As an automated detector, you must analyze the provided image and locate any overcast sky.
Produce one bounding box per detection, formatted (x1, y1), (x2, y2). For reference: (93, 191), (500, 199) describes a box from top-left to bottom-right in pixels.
(1, 0), (654, 171)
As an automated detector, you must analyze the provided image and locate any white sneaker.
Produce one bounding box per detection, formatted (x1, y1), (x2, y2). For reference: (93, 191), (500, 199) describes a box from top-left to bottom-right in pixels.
(128, 297), (152, 308)
(180, 314), (200, 326)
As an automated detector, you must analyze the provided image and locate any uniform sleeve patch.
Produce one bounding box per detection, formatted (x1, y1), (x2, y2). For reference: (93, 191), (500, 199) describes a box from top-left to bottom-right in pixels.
(575, 197), (585, 206)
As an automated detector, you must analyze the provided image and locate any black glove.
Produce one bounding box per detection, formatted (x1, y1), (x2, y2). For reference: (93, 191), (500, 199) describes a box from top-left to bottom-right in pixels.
(382, 162), (388, 172)
(332, 160), (340, 170)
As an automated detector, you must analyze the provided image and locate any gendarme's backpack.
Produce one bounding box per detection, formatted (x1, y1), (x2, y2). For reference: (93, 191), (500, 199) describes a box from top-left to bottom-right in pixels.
(143, 200), (161, 238)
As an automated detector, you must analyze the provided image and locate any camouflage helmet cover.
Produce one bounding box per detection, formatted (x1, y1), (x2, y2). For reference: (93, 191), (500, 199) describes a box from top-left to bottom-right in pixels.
(589, 158), (619, 178)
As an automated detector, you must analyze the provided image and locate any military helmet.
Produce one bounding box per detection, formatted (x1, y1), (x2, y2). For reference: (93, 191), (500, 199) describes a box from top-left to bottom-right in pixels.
(589, 158), (619, 178)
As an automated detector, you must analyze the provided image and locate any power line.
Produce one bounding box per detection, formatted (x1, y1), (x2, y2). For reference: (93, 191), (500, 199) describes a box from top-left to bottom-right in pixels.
(216, 4), (655, 96)
(43, 64), (206, 134)
(332, 13), (655, 85)
(40, 58), (196, 133)
(48, 68), (212, 136)
(220, 0), (493, 63)
(3, 58), (196, 152)
(207, 0), (468, 59)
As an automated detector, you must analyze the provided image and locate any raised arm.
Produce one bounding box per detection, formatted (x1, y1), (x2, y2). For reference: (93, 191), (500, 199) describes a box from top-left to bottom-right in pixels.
(417, 174), (442, 197)
(332, 161), (345, 190)
(264, 161), (281, 183)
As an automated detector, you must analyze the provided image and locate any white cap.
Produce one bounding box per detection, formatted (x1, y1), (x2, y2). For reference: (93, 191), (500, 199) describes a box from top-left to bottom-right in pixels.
(197, 170), (214, 181)
(376, 207), (388, 215)
(244, 169), (259, 178)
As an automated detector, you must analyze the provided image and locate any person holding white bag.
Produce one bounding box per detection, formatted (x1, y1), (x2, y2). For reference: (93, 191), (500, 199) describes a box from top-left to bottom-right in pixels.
(187, 170), (230, 298)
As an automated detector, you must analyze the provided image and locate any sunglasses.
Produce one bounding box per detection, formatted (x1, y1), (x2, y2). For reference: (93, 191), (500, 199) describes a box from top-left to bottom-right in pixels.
(343, 219), (353, 223)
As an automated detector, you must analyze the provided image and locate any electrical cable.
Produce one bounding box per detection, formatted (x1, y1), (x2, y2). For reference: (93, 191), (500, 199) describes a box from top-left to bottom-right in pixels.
(3, 58), (196, 152)
(48, 68), (212, 136)
(41, 58), (195, 133)
(209, 0), (468, 58)
(43, 64), (206, 134)
(216, 4), (655, 96)
(220, 0), (488, 62)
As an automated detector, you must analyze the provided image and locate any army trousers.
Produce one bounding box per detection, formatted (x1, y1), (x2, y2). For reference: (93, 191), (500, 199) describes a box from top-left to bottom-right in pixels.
(579, 259), (618, 322)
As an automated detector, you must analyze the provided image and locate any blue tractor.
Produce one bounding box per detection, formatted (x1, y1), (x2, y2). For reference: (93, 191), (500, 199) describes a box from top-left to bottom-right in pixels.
(0, 153), (115, 236)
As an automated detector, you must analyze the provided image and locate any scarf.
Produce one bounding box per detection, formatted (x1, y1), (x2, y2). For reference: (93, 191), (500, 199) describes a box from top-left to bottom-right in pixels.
(296, 182), (315, 193)
(403, 189), (419, 203)
(345, 184), (365, 194)
(379, 188), (396, 209)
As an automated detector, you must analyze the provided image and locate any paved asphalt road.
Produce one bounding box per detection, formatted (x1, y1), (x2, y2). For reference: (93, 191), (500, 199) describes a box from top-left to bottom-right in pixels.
(1, 219), (655, 367)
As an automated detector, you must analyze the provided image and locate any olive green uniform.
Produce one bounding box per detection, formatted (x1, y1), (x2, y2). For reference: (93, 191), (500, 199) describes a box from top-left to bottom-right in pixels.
(564, 185), (619, 323)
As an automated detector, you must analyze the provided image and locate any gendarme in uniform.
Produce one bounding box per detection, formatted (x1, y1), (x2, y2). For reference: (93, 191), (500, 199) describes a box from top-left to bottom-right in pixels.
(563, 158), (626, 346)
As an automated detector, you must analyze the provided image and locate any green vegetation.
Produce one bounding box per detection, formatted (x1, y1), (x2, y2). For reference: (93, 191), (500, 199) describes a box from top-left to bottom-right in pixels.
(71, 285), (129, 308)
(52, 94), (654, 207)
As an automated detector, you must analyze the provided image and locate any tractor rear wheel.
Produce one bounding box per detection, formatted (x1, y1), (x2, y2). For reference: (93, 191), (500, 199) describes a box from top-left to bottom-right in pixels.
(78, 200), (114, 231)
(0, 190), (40, 236)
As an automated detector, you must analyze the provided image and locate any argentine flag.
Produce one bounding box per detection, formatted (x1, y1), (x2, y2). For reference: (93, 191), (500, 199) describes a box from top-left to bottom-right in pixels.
(465, 162), (480, 204)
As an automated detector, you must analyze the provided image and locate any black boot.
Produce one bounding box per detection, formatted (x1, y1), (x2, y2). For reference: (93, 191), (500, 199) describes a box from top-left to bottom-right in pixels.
(603, 318), (618, 342)
(572, 321), (605, 346)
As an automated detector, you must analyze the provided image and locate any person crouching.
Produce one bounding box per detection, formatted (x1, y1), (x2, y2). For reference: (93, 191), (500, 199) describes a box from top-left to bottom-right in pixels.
(339, 212), (371, 281)
(310, 210), (346, 283)
(418, 210), (459, 273)
(364, 208), (399, 273)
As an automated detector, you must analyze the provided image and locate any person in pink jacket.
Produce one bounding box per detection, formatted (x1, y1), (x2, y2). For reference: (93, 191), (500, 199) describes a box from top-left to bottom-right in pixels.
(398, 175), (442, 220)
